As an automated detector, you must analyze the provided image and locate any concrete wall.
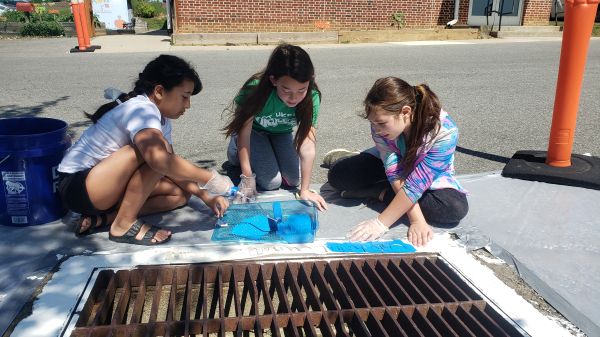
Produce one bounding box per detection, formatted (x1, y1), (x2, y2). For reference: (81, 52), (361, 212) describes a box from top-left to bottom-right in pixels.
(174, 0), (552, 34)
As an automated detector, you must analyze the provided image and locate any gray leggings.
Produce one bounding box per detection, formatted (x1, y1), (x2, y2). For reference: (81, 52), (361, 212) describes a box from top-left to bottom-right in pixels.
(227, 129), (300, 191)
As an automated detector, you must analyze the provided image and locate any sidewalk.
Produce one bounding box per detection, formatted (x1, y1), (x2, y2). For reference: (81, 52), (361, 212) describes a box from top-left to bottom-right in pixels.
(86, 33), (568, 54)
(1, 173), (598, 336)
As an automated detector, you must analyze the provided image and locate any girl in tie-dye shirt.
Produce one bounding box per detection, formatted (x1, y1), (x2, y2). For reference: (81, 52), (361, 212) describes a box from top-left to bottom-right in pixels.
(328, 77), (468, 246)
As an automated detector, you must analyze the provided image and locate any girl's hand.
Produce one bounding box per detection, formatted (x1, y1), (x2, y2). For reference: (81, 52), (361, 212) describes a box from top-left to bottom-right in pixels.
(201, 169), (234, 196)
(234, 173), (257, 203)
(298, 189), (328, 211)
(407, 219), (433, 247)
(347, 217), (388, 241)
(206, 195), (229, 217)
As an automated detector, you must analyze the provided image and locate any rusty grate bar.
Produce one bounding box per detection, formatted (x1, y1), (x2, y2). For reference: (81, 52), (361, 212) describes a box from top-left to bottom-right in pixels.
(70, 254), (527, 337)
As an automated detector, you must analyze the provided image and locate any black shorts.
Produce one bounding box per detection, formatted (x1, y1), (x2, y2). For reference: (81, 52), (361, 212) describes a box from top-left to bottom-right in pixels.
(58, 169), (117, 216)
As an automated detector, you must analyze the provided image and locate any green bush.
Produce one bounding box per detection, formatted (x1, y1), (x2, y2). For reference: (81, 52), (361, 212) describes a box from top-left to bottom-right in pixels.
(21, 21), (64, 36)
(593, 24), (600, 37)
(133, 1), (156, 18)
(2, 9), (28, 22)
(35, 12), (57, 22)
(56, 7), (74, 22)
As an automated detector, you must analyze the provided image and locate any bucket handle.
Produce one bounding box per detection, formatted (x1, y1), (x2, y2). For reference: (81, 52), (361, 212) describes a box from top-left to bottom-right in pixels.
(0, 155), (10, 166)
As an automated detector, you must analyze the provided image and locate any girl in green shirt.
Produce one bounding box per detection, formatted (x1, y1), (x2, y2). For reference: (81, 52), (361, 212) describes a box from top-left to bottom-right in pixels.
(223, 44), (327, 211)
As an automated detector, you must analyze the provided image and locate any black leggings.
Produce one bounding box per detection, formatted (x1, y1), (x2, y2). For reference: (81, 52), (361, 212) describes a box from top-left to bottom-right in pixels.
(328, 152), (468, 224)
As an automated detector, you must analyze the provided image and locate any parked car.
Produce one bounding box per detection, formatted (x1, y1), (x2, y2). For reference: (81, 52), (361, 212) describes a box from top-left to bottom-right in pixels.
(0, 3), (16, 14)
(551, 0), (600, 21)
(1, 0), (27, 5)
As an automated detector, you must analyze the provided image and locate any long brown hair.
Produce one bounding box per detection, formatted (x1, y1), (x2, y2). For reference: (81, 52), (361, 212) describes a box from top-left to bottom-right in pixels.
(363, 77), (441, 174)
(223, 44), (320, 153)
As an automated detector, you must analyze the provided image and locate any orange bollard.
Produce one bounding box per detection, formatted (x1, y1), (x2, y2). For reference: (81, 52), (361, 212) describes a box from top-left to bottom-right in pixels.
(77, 0), (91, 48)
(70, 0), (86, 51)
(546, 0), (600, 167)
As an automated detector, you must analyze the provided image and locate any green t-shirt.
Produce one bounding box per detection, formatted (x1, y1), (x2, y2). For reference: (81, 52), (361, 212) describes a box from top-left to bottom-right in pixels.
(234, 79), (320, 134)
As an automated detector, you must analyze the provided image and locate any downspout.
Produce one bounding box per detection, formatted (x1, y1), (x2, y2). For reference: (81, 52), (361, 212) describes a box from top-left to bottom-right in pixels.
(166, 0), (172, 34)
(446, 0), (460, 27)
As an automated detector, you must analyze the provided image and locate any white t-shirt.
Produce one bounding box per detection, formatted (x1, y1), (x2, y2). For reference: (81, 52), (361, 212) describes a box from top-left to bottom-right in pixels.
(58, 95), (172, 173)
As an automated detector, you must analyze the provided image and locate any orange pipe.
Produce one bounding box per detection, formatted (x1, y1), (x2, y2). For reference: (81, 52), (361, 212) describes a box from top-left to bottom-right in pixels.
(70, 0), (86, 50)
(546, 0), (600, 167)
(77, 0), (91, 48)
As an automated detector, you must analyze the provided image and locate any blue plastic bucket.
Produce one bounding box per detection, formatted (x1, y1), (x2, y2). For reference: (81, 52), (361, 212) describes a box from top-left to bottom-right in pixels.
(0, 117), (71, 226)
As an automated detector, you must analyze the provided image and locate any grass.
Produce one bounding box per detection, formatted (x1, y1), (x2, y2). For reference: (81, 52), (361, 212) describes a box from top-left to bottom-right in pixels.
(143, 16), (166, 31)
(555, 21), (600, 36)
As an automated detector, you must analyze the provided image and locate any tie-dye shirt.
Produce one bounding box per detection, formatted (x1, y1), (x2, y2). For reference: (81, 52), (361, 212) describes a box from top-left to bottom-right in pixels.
(372, 109), (467, 203)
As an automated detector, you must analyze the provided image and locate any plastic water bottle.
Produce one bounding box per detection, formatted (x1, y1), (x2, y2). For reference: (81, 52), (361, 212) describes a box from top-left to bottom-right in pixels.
(226, 186), (239, 198)
(227, 186), (247, 203)
(227, 186), (256, 204)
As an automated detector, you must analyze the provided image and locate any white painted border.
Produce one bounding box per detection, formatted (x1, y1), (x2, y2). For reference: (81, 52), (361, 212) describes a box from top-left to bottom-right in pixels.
(12, 234), (571, 337)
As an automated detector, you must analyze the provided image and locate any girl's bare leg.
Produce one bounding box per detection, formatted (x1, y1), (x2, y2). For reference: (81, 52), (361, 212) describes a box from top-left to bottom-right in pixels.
(140, 177), (191, 215)
(76, 177), (190, 234)
(85, 145), (144, 210)
(109, 163), (172, 243)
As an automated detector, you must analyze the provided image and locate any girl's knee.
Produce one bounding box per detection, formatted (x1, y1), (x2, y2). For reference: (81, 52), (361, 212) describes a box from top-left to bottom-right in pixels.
(450, 196), (469, 222)
(425, 194), (469, 224)
(281, 175), (299, 188)
(257, 174), (282, 191)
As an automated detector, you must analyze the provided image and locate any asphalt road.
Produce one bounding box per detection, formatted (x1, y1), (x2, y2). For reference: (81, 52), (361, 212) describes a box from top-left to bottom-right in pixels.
(1, 37), (599, 184)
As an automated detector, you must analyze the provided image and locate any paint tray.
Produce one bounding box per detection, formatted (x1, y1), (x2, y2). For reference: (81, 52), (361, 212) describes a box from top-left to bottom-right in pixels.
(211, 200), (318, 243)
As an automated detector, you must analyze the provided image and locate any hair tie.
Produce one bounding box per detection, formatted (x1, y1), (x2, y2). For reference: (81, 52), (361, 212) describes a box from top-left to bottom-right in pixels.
(411, 85), (422, 112)
(413, 85), (420, 97)
(104, 87), (124, 100)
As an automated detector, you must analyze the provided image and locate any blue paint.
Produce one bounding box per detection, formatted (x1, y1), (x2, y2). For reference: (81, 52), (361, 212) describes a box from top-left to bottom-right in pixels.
(325, 240), (416, 253)
(278, 214), (313, 243)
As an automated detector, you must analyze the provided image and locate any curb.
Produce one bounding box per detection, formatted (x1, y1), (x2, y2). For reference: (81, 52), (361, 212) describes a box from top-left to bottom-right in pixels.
(171, 28), (481, 46)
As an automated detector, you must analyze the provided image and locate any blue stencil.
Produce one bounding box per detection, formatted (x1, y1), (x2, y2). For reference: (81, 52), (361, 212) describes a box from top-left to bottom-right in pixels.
(230, 215), (273, 240)
(325, 240), (416, 253)
(211, 200), (318, 243)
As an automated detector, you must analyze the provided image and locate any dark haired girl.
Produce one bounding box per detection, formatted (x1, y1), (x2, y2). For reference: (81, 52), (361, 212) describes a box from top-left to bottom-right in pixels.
(223, 44), (327, 211)
(327, 77), (468, 246)
(58, 55), (233, 245)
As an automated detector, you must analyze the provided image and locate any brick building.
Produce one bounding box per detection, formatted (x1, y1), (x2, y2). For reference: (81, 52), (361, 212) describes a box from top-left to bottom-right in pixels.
(168, 0), (552, 34)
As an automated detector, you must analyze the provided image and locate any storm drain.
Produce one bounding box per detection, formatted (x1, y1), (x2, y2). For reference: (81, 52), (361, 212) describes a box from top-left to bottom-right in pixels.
(70, 254), (527, 337)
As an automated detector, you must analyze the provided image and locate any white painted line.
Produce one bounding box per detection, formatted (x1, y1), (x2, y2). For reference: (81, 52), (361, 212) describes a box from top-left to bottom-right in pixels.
(12, 235), (571, 337)
(388, 41), (476, 45)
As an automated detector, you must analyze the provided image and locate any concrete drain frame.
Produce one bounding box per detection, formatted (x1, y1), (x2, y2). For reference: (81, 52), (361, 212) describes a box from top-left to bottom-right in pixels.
(66, 253), (529, 337)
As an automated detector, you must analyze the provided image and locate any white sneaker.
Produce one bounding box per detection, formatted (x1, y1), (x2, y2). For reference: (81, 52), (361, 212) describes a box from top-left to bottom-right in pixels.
(322, 149), (360, 168)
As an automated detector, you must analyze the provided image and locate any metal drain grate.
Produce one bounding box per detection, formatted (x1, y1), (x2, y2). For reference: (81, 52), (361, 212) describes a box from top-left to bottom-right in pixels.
(70, 254), (527, 337)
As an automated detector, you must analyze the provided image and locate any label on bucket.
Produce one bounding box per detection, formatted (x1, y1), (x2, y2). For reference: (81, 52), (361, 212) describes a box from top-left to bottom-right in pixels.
(2, 171), (29, 221)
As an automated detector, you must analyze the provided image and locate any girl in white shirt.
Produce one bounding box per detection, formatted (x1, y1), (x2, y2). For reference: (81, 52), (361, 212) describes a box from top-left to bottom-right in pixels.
(58, 55), (234, 245)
